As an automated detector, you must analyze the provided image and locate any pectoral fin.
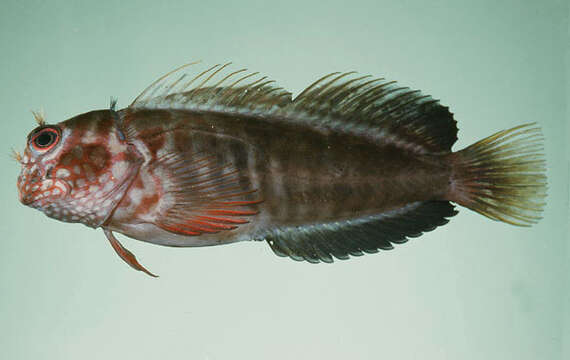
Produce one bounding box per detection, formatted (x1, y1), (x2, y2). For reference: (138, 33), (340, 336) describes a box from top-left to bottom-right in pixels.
(151, 152), (262, 238)
(103, 229), (158, 278)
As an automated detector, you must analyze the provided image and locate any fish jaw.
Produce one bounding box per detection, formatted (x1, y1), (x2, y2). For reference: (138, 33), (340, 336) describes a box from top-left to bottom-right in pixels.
(18, 178), (70, 207)
(16, 147), (143, 227)
(17, 153), (71, 207)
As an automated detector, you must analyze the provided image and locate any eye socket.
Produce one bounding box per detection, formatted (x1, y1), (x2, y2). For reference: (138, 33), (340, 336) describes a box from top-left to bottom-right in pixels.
(30, 128), (59, 151)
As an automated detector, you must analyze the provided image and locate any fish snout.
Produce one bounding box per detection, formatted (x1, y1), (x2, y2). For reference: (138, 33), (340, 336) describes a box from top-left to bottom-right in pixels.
(17, 165), (69, 207)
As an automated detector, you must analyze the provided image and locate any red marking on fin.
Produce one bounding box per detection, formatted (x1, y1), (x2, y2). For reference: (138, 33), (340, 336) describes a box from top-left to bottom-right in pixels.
(190, 219), (238, 230)
(104, 230), (158, 277)
(158, 217), (240, 236)
(195, 216), (250, 224)
(175, 222), (221, 234)
(206, 209), (259, 216)
(151, 150), (262, 238)
(158, 224), (201, 236)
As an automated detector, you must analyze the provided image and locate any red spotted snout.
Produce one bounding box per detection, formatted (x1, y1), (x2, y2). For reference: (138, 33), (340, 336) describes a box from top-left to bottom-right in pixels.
(17, 160), (69, 207)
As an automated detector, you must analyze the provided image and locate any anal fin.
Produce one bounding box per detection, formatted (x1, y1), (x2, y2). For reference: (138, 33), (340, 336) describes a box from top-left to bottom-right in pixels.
(263, 201), (457, 263)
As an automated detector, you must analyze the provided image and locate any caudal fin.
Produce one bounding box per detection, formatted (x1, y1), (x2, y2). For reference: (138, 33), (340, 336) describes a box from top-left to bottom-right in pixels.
(450, 123), (547, 226)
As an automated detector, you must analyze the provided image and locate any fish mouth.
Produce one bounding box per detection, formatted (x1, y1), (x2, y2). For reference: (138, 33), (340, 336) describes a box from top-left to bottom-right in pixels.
(18, 178), (70, 206)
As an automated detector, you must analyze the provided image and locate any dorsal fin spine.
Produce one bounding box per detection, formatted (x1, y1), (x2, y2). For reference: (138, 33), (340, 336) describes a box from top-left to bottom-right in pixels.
(360, 86), (406, 115)
(218, 71), (258, 99)
(212, 68), (247, 89)
(329, 75), (372, 104)
(185, 63), (225, 97)
(130, 61), (201, 106)
(312, 72), (357, 100)
(295, 72), (341, 102)
(181, 64), (221, 95)
(163, 74), (187, 96)
(337, 78), (384, 113)
(375, 90), (423, 119)
(250, 81), (278, 104)
(345, 81), (395, 114)
(307, 72), (356, 106)
(236, 76), (269, 104)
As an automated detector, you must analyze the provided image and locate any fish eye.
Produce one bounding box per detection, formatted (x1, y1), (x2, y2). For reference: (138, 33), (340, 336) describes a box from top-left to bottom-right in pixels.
(30, 127), (60, 151)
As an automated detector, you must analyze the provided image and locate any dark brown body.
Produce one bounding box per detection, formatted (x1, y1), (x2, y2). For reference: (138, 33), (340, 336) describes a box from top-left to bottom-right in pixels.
(113, 108), (452, 242)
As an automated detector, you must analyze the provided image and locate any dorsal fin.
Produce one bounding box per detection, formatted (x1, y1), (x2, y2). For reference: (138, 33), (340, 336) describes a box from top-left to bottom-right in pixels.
(288, 71), (458, 152)
(131, 62), (458, 153)
(130, 61), (293, 116)
(261, 201), (458, 263)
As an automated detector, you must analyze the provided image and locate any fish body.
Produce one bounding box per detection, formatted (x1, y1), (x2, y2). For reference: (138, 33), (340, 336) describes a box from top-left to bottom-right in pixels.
(16, 62), (547, 275)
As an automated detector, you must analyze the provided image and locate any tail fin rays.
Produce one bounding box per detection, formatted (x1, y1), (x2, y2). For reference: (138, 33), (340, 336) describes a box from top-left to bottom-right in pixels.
(450, 123), (547, 226)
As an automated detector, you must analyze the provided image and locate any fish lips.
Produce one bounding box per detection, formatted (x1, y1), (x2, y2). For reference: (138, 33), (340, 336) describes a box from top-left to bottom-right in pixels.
(18, 178), (70, 207)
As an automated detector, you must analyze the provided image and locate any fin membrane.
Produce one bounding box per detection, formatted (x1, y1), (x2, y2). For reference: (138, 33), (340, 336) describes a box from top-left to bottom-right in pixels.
(131, 62), (458, 153)
(289, 72), (458, 152)
(263, 201), (457, 263)
(153, 151), (261, 237)
(451, 123), (547, 226)
(130, 61), (292, 116)
(104, 229), (158, 277)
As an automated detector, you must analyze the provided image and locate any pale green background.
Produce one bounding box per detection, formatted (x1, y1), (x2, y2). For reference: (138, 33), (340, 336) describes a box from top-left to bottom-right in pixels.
(1, 0), (568, 359)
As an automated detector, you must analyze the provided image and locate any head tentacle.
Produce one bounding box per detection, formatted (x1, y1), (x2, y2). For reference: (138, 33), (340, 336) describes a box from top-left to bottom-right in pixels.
(31, 109), (46, 126)
(11, 148), (22, 163)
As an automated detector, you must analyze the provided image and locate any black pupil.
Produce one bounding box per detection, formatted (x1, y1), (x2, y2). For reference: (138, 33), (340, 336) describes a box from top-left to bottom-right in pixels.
(35, 131), (55, 147)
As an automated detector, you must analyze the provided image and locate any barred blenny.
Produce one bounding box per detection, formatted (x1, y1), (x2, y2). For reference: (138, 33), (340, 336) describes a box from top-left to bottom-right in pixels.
(15, 62), (547, 277)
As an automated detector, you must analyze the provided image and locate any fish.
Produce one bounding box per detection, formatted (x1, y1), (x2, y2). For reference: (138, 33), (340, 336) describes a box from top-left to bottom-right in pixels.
(15, 61), (547, 277)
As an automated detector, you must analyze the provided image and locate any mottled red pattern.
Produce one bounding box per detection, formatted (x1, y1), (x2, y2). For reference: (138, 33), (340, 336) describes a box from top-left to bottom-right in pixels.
(16, 63), (546, 276)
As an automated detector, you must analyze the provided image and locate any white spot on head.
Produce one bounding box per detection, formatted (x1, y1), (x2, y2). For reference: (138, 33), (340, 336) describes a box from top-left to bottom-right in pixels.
(41, 180), (53, 190)
(73, 165), (81, 175)
(76, 179), (86, 188)
(103, 180), (116, 192)
(56, 168), (71, 178)
(107, 133), (124, 155)
(129, 188), (143, 206)
(111, 161), (128, 179)
(52, 188), (61, 196)
(81, 126), (98, 144)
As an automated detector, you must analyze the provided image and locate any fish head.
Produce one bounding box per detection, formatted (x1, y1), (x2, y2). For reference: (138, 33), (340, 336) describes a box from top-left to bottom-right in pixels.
(17, 109), (138, 227)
